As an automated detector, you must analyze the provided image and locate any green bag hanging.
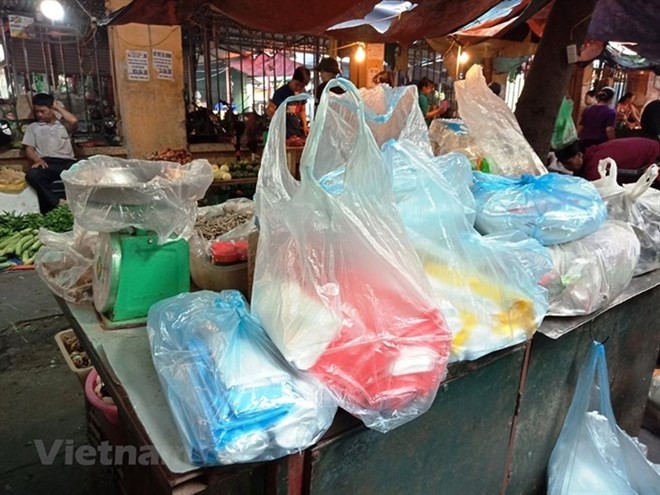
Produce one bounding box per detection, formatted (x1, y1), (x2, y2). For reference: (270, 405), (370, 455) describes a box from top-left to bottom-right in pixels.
(551, 97), (578, 150)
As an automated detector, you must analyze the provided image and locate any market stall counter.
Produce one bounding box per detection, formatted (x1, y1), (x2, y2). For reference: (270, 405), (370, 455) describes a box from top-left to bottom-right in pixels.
(55, 269), (660, 495)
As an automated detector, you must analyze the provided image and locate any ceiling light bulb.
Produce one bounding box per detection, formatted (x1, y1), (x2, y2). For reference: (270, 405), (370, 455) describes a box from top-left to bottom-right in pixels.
(40, 0), (65, 21)
(355, 44), (366, 63)
(459, 51), (470, 65)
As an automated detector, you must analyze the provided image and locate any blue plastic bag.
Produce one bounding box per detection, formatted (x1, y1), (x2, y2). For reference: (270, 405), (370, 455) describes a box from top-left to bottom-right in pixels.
(471, 172), (608, 245)
(548, 342), (660, 494)
(147, 290), (337, 466)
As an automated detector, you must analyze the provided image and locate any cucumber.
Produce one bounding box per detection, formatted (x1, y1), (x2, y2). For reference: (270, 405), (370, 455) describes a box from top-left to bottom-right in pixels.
(0, 233), (22, 250)
(0, 261), (17, 270)
(15, 235), (34, 257)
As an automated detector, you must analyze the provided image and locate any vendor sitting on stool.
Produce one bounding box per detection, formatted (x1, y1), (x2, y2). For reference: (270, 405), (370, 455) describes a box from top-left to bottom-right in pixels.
(555, 137), (660, 186)
(23, 93), (78, 214)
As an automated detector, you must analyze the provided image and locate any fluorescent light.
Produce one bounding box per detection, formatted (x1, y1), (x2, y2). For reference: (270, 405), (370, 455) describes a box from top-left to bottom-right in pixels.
(40, 0), (65, 21)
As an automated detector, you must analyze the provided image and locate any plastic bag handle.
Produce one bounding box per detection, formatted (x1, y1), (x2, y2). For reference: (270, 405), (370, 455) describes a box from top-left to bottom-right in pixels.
(597, 158), (618, 180)
(300, 78), (389, 195)
(257, 92), (311, 201)
(627, 164), (659, 201)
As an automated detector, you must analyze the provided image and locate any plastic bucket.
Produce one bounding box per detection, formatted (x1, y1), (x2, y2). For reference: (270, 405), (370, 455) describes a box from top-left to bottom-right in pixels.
(85, 368), (119, 426)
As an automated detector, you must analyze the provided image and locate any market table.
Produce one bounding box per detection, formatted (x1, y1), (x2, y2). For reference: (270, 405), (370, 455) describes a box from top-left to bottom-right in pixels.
(56, 269), (660, 495)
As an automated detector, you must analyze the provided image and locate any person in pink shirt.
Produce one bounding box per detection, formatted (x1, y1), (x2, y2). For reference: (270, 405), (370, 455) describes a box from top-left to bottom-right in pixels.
(555, 137), (660, 185)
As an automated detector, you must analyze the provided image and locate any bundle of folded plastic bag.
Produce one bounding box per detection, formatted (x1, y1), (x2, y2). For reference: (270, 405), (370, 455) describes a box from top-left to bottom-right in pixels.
(471, 172), (608, 246)
(147, 290), (337, 465)
(321, 84), (551, 362)
(548, 341), (660, 494)
(541, 221), (640, 316)
(252, 79), (452, 433)
(593, 159), (660, 276)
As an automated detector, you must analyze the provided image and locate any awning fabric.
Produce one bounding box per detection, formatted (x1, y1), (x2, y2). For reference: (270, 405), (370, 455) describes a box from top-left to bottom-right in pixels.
(228, 53), (298, 78)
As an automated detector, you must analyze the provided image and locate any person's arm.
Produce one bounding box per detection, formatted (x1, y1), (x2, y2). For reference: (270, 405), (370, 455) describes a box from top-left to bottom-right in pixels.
(299, 106), (308, 135)
(606, 109), (616, 140)
(266, 101), (277, 118)
(630, 104), (641, 123)
(53, 100), (78, 131)
(25, 146), (47, 168)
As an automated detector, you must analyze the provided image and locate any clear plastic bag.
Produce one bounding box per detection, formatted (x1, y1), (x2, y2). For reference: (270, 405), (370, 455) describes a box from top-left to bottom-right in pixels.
(542, 221), (640, 316)
(428, 118), (485, 166)
(190, 199), (255, 260)
(383, 142), (551, 361)
(147, 290), (336, 466)
(548, 341), (660, 494)
(593, 160), (660, 276)
(34, 224), (97, 304)
(471, 172), (608, 246)
(61, 156), (213, 243)
(455, 65), (547, 176)
(252, 79), (452, 432)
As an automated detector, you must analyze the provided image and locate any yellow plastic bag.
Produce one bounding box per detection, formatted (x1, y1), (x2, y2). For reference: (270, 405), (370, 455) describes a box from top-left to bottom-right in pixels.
(0, 167), (28, 193)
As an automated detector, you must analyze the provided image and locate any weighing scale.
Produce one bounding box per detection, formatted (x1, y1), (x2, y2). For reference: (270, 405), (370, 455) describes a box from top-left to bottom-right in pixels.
(93, 228), (190, 329)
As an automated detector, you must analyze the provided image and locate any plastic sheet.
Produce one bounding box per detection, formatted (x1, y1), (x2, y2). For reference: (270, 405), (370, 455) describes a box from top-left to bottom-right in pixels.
(252, 79), (452, 432)
(428, 118), (485, 167)
(548, 341), (660, 494)
(147, 290), (336, 466)
(593, 160), (660, 276)
(542, 221), (640, 316)
(455, 65), (547, 176)
(61, 156), (213, 243)
(34, 224), (97, 303)
(471, 172), (608, 246)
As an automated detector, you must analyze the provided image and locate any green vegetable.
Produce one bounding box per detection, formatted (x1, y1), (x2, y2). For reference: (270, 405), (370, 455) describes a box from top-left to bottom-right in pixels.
(0, 206), (73, 234)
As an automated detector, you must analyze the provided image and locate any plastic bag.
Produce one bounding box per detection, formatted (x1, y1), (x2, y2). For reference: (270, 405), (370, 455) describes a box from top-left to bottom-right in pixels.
(382, 142), (551, 361)
(320, 84), (550, 361)
(252, 79), (452, 432)
(147, 290), (336, 466)
(428, 119), (487, 169)
(34, 224), (98, 303)
(548, 341), (660, 494)
(471, 172), (608, 245)
(542, 221), (640, 316)
(61, 156), (213, 243)
(455, 65), (547, 176)
(551, 97), (578, 150)
(190, 198), (255, 261)
(593, 159), (660, 276)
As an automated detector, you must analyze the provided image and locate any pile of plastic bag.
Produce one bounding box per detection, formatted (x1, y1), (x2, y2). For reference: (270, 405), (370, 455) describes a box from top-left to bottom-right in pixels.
(593, 160), (660, 276)
(147, 290), (336, 466)
(252, 81), (452, 433)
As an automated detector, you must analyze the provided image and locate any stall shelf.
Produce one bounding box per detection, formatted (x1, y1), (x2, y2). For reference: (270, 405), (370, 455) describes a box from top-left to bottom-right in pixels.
(55, 270), (660, 495)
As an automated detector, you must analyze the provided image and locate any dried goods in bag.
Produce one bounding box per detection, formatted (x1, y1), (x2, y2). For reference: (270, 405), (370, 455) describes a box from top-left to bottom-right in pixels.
(592, 159), (660, 276)
(548, 342), (660, 494)
(471, 172), (608, 246)
(147, 291), (336, 466)
(541, 221), (640, 316)
(251, 80), (452, 432)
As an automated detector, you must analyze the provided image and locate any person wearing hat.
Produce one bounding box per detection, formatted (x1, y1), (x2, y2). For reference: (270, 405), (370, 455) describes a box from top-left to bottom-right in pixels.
(315, 57), (344, 109)
(578, 86), (616, 150)
(555, 137), (660, 185)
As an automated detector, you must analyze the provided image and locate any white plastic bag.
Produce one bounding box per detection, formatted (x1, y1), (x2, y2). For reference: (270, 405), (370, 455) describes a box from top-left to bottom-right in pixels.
(455, 65), (547, 176)
(542, 221), (640, 316)
(252, 79), (452, 432)
(428, 118), (485, 167)
(593, 159), (660, 276)
(548, 341), (660, 494)
(61, 156), (213, 243)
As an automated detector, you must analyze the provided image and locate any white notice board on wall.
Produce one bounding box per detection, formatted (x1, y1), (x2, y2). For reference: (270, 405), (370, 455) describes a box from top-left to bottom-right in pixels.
(152, 49), (174, 80)
(127, 50), (149, 81)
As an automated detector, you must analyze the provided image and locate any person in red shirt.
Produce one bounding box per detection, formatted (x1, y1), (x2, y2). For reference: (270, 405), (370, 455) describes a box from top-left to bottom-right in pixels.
(555, 137), (660, 185)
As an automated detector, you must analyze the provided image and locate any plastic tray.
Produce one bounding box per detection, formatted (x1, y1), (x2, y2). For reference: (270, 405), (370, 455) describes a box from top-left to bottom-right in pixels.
(54, 329), (92, 384)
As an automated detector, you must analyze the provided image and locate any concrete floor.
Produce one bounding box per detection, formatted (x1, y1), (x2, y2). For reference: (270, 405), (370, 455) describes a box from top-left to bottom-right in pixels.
(1, 270), (659, 495)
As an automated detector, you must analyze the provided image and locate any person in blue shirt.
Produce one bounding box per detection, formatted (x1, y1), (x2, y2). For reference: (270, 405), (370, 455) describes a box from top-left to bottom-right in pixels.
(266, 66), (311, 138)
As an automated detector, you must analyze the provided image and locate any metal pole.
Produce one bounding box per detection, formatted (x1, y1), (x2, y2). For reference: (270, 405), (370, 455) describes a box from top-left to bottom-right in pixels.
(203, 26), (212, 108)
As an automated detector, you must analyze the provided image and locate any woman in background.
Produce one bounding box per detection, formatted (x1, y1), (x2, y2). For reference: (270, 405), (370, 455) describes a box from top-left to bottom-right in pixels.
(578, 87), (616, 150)
(616, 91), (641, 130)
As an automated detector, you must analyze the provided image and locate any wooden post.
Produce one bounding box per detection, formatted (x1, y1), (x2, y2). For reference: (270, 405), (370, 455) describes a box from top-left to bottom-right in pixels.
(107, 1), (187, 158)
(514, 0), (598, 158)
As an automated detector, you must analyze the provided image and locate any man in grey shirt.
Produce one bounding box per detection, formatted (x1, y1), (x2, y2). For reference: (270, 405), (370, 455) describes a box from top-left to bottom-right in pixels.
(23, 93), (78, 213)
